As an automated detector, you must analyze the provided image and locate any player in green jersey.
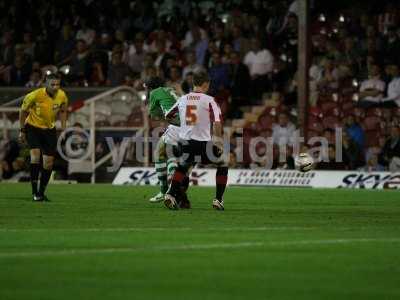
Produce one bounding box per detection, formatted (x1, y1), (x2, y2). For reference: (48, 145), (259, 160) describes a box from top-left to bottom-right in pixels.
(145, 77), (190, 208)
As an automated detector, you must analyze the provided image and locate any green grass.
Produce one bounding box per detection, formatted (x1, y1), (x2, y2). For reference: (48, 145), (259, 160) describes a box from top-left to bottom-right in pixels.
(1, 183), (400, 300)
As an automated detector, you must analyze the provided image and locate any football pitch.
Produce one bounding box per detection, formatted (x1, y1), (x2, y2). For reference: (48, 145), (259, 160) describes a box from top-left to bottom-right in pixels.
(1, 183), (400, 300)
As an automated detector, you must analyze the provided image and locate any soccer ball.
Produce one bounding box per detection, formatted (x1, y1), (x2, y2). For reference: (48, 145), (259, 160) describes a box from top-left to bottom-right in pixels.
(294, 152), (314, 172)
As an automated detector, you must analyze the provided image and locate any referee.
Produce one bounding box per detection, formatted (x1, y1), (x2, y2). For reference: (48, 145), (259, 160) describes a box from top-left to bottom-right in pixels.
(19, 74), (68, 201)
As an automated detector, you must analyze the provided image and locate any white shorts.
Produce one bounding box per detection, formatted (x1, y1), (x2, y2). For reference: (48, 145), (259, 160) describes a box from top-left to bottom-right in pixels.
(162, 125), (180, 145)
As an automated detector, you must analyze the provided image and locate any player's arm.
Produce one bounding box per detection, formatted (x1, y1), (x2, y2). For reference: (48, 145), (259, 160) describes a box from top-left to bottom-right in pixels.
(210, 100), (224, 154)
(165, 100), (179, 122)
(19, 91), (36, 143)
(148, 92), (162, 120)
(59, 93), (68, 130)
(59, 104), (68, 130)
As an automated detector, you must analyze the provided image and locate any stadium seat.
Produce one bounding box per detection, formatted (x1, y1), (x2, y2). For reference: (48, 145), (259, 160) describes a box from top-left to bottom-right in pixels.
(365, 107), (383, 117)
(111, 101), (132, 116)
(257, 115), (275, 130)
(365, 130), (380, 147)
(110, 114), (128, 126)
(320, 101), (338, 114)
(341, 101), (354, 112)
(307, 130), (320, 139)
(95, 103), (112, 116)
(308, 120), (323, 133)
(322, 116), (341, 129)
(95, 120), (111, 127)
(362, 116), (381, 131)
(309, 106), (323, 118)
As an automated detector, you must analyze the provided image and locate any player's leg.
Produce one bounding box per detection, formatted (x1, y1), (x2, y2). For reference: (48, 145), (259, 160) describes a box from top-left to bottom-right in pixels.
(167, 156), (177, 181)
(167, 146), (191, 209)
(25, 124), (42, 201)
(150, 137), (168, 202)
(36, 127), (57, 201)
(38, 154), (54, 201)
(30, 149), (41, 201)
(213, 165), (228, 210)
(164, 125), (191, 208)
(164, 162), (192, 209)
(165, 140), (197, 209)
(201, 140), (228, 210)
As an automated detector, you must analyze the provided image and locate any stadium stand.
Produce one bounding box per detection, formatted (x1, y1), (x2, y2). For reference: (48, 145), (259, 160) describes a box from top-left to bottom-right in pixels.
(1, 0), (400, 180)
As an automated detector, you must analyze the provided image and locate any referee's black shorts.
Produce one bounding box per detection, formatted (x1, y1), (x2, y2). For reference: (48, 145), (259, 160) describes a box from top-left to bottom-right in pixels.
(25, 123), (57, 156)
(178, 139), (222, 166)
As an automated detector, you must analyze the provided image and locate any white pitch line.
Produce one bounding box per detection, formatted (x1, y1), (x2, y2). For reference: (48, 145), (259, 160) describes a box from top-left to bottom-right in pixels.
(0, 238), (399, 258)
(0, 226), (316, 233)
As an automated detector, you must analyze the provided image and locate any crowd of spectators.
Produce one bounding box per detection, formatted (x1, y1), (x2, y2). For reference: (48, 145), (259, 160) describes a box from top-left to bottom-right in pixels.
(1, 0), (400, 177)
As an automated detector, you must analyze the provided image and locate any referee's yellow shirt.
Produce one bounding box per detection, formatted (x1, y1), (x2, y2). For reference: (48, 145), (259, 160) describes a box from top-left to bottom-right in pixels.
(21, 88), (68, 129)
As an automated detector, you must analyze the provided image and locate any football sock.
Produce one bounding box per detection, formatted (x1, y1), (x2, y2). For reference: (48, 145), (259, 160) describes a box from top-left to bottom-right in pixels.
(30, 163), (40, 195)
(38, 168), (52, 196)
(215, 166), (228, 201)
(155, 161), (168, 194)
(167, 157), (177, 181)
(168, 167), (186, 197)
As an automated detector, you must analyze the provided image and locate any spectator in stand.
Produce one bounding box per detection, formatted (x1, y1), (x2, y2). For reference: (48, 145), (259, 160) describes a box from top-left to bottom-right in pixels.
(204, 40), (219, 70)
(22, 32), (35, 60)
(378, 126), (400, 171)
(154, 39), (174, 78)
(166, 66), (182, 88)
(114, 30), (129, 58)
(317, 145), (347, 170)
(325, 40), (341, 62)
(342, 37), (362, 71)
(211, 23), (228, 53)
(342, 131), (365, 170)
(222, 43), (235, 64)
(126, 35), (147, 76)
(182, 51), (205, 78)
(96, 32), (114, 53)
(380, 64), (400, 107)
(243, 38), (274, 102)
(140, 52), (156, 78)
(181, 71), (194, 94)
(278, 13), (298, 70)
(75, 19), (96, 47)
(317, 58), (339, 92)
(89, 61), (106, 86)
(69, 39), (90, 84)
(230, 26), (250, 59)
(361, 26), (383, 59)
(272, 112), (296, 146)
(322, 128), (335, 144)
(191, 26), (209, 66)
(363, 147), (385, 172)
(54, 24), (76, 65)
(382, 26), (400, 65)
(182, 21), (207, 50)
(25, 70), (42, 88)
(208, 52), (230, 96)
(358, 64), (386, 107)
(8, 55), (31, 86)
(0, 31), (15, 67)
(106, 51), (132, 86)
(228, 51), (251, 110)
(344, 115), (365, 149)
(0, 139), (22, 180)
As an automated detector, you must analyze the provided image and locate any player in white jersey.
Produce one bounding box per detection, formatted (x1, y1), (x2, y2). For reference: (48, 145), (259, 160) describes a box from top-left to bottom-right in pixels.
(164, 72), (228, 210)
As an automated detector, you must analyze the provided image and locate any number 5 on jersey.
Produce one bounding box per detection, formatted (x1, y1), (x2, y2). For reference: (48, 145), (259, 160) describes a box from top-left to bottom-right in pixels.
(186, 105), (197, 125)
